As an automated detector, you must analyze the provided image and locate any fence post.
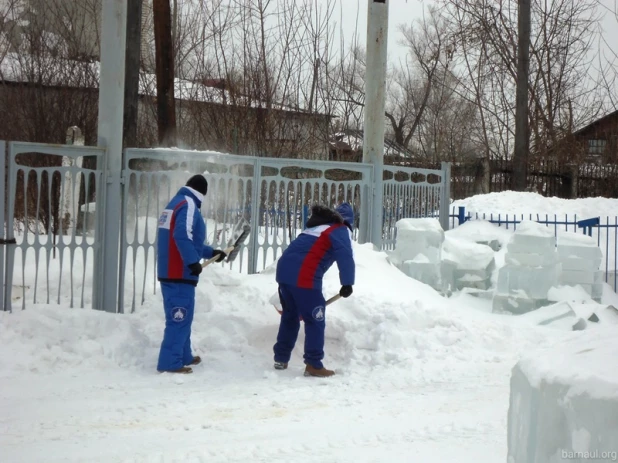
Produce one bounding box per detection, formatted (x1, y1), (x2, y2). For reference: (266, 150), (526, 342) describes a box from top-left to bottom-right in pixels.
(248, 158), (262, 274)
(439, 162), (452, 230)
(458, 206), (467, 225)
(577, 217), (600, 237)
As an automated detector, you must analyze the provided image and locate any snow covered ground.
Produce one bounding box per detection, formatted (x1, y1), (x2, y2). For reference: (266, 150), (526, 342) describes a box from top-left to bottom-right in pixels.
(1, 191), (617, 462)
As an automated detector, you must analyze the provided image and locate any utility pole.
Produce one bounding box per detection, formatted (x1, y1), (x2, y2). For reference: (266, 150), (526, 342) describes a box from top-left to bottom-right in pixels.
(362, 0), (389, 248)
(153, 0), (177, 147)
(123, 0), (143, 149)
(95, 0), (127, 312)
(512, 0), (531, 191)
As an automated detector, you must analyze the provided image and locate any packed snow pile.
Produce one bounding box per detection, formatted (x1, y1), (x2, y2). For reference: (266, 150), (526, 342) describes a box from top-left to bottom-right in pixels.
(1, 240), (553, 463)
(507, 326), (618, 463)
(452, 191), (618, 218)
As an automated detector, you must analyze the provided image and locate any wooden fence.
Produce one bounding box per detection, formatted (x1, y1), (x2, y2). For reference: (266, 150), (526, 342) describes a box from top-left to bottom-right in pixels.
(387, 157), (618, 200)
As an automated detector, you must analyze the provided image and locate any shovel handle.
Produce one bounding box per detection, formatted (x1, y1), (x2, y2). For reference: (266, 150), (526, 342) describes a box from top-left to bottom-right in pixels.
(325, 294), (341, 306)
(201, 246), (235, 268)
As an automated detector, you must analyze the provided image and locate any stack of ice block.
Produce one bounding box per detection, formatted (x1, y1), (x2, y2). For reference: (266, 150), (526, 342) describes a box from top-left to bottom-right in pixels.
(441, 236), (495, 292)
(492, 221), (561, 314)
(392, 218), (444, 289)
(556, 232), (604, 301)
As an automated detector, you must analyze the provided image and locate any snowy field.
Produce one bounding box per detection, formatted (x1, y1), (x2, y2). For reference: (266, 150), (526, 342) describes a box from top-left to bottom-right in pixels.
(2, 191), (618, 462)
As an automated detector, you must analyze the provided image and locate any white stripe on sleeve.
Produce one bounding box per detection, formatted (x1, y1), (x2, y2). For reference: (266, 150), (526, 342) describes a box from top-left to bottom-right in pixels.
(184, 196), (195, 240)
(301, 224), (330, 237)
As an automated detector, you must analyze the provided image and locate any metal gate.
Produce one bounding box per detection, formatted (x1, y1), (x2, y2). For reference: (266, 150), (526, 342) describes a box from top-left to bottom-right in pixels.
(382, 163), (451, 249)
(120, 148), (373, 312)
(1, 141), (105, 311)
(2, 142), (450, 312)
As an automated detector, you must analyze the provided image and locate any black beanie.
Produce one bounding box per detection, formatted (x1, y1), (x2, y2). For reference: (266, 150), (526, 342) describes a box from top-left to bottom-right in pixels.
(186, 174), (208, 195)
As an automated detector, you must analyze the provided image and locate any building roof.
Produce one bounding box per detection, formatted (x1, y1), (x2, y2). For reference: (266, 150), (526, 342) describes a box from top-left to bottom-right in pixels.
(573, 109), (618, 136)
(0, 52), (331, 117)
(329, 129), (418, 159)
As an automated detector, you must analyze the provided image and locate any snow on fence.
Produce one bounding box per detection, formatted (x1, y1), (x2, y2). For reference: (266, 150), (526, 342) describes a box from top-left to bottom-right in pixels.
(450, 206), (618, 292)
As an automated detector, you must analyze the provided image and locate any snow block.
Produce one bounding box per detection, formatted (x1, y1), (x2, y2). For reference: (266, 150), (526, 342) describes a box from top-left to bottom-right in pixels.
(557, 245), (602, 261)
(510, 233), (556, 250)
(492, 294), (548, 315)
(497, 264), (562, 300)
(560, 270), (603, 285)
(505, 251), (559, 268)
(401, 260), (441, 289)
(517, 301), (576, 327)
(560, 256), (602, 272)
(507, 329), (618, 463)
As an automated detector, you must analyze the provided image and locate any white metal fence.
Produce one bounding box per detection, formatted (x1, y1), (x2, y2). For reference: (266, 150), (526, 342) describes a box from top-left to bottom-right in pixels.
(1, 142), (450, 312)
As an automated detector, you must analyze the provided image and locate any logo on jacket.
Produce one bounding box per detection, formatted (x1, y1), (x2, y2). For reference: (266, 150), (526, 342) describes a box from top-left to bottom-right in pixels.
(172, 307), (187, 322)
(312, 306), (325, 321)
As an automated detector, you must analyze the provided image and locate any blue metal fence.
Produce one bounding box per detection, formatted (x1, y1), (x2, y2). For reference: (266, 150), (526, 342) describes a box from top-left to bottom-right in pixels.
(451, 206), (618, 292)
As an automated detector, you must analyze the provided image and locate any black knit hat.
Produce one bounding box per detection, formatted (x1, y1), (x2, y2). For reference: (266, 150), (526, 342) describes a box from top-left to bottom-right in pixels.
(186, 174), (208, 195)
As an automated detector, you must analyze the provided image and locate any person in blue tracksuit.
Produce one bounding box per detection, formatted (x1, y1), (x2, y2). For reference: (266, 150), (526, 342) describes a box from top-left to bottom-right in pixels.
(273, 202), (355, 377)
(156, 174), (227, 374)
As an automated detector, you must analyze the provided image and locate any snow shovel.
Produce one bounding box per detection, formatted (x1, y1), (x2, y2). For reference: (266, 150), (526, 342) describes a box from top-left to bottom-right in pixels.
(274, 293), (342, 316)
(202, 219), (251, 268)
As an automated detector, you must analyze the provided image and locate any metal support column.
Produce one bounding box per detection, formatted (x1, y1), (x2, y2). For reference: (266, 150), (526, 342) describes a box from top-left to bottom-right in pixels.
(248, 159), (262, 274)
(439, 162), (452, 231)
(362, 0), (389, 249)
(0, 141), (6, 311)
(94, 0), (128, 312)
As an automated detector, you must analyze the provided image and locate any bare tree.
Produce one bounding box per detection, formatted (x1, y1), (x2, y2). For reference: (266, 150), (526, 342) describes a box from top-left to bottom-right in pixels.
(153, 0), (177, 146)
(439, 0), (604, 165)
(513, 0), (531, 190)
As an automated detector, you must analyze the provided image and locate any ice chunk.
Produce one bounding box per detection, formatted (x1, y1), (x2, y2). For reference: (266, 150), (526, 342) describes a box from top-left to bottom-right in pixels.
(510, 233), (556, 249)
(393, 241), (441, 263)
(402, 260), (441, 289)
(505, 251), (559, 267)
(560, 270), (603, 285)
(517, 301), (576, 326)
(515, 219), (555, 237)
(445, 219), (512, 251)
(557, 244), (602, 261)
(507, 329), (618, 462)
(497, 264), (561, 299)
(442, 236), (494, 270)
(492, 293), (548, 314)
(557, 232), (598, 247)
(560, 256), (601, 272)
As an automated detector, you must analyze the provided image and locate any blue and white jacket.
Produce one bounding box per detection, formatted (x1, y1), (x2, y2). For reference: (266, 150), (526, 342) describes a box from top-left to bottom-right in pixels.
(276, 203), (355, 290)
(157, 186), (214, 285)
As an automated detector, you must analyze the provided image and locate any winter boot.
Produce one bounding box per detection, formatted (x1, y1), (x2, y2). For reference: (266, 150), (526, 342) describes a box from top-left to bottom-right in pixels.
(274, 361), (288, 370)
(158, 366), (193, 374)
(188, 356), (201, 366)
(304, 364), (335, 377)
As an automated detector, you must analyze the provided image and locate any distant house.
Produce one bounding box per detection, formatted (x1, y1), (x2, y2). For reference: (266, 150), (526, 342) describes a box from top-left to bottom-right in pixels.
(328, 130), (419, 164)
(0, 54), (332, 158)
(0, 1), (332, 158)
(570, 110), (618, 164)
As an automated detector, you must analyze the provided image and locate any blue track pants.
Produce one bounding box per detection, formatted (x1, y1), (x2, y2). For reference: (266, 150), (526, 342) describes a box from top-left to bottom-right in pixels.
(157, 282), (195, 371)
(273, 284), (327, 369)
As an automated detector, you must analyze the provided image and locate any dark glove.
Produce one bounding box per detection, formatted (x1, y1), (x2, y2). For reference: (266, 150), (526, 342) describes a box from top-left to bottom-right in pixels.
(212, 249), (227, 263)
(188, 262), (202, 276)
(339, 285), (353, 298)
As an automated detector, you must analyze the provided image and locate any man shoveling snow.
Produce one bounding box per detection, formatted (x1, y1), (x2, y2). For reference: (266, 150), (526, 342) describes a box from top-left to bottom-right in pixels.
(272, 203), (355, 377)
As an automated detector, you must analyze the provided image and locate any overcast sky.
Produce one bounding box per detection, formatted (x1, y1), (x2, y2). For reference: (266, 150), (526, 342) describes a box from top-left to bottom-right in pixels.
(325, 0), (618, 69)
